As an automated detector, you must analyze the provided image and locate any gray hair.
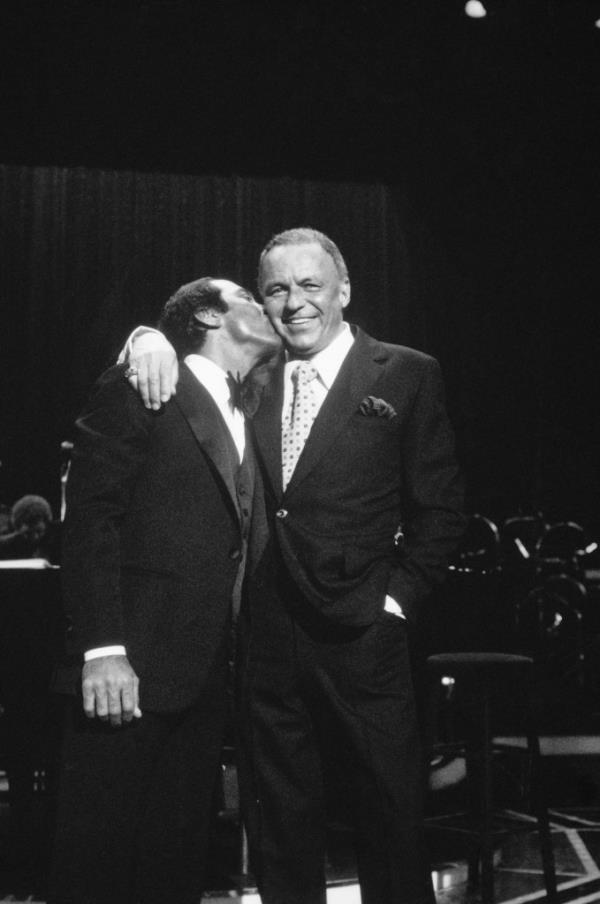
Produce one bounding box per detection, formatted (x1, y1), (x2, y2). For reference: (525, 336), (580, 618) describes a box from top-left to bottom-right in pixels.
(258, 228), (348, 285)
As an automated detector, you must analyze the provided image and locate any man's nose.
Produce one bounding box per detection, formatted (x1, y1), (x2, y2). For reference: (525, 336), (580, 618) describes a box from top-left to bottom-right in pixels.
(285, 287), (304, 310)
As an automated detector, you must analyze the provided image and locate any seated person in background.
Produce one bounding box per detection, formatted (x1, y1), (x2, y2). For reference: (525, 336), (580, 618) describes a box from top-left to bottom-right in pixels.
(0, 494), (61, 564)
(0, 494), (63, 880)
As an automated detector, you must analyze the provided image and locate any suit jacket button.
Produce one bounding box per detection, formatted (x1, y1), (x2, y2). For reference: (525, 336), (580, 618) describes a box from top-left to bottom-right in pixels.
(229, 549), (241, 560)
(276, 508), (288, 519)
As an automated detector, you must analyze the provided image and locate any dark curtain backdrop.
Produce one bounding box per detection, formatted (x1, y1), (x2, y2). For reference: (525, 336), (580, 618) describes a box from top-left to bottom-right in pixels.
(0, 164), (416, 514)
(1, 163), (599, 532)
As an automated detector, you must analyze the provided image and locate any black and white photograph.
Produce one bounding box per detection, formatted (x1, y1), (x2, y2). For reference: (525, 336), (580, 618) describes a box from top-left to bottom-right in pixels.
(0, 2), (599, 903)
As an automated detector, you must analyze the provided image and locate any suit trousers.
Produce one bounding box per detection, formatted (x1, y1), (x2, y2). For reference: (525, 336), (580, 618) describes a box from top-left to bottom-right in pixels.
(48, 662), (228, 904)
(238, 587), (436, 904)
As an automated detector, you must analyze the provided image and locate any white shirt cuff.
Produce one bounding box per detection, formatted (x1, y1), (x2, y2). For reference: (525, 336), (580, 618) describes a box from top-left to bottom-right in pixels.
(384, 596), (405, 619)
(116, 326), (165, 364)
(84, 645), (127, 661)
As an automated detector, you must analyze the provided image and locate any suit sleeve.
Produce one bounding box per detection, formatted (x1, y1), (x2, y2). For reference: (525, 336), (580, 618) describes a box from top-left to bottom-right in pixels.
(62, 365), (154, 656)
(387, 357), (465, 622)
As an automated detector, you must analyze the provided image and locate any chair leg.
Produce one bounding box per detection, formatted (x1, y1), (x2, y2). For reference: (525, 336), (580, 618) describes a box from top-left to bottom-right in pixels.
(465, 697), (495, 903)
(480, 694), (495, 904)
(527, 728), (558, 903)
(240, 824), (250, 877)
(465, 740), (481, 890)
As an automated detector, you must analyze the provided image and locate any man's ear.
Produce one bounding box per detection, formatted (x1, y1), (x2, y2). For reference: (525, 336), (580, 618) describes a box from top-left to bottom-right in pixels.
(341, 277), (351, 309)
(192, 308), (222, 330)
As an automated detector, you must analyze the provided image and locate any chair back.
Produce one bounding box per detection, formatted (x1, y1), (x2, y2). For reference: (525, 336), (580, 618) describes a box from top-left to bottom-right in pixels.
(535, 521), (587, 577)
(449, 514), (501, 575)
(515, 573), (586, 685)
(501, 514), (548, 566)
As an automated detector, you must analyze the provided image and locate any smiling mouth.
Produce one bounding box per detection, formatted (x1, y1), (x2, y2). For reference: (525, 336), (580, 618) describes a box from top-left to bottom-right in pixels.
(283, 316), (315, 326)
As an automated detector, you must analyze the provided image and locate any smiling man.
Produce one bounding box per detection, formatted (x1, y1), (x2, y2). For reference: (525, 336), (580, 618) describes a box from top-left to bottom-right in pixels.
(258, 233), (350, 357)
(124, 228), (465, 904)
(49, 277), (280, 904)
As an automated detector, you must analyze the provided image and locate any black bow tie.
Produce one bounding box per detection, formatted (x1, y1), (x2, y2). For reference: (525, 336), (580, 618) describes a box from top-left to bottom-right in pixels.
(226, 371), (244, 412)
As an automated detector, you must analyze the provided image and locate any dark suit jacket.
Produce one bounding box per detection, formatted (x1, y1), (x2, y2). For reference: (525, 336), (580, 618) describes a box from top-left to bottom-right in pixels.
(61, 363), (265, 712)
(250, 326), (465, 627)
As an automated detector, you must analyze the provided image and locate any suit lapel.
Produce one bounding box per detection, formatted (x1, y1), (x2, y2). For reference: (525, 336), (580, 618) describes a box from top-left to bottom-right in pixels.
(174, 364), (241, 517)
(252, 360), (285, 498)
(286, 328), (388, 494)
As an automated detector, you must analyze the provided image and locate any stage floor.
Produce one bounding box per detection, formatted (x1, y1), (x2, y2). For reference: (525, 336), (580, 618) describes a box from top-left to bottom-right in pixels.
(196, 807), (600, 904)
(2, 809), (600, 904)
(3, 744), (600, 904)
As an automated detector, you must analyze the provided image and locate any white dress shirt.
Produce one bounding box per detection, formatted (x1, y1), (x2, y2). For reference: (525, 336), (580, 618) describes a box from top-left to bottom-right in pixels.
(282, 322), (354, 423)
(183, 353), (246, 461)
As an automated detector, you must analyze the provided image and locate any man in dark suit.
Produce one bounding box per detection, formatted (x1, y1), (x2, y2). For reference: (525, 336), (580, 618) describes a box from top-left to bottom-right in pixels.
(127, 228), (465, 904)
(49, 276), (280, 904)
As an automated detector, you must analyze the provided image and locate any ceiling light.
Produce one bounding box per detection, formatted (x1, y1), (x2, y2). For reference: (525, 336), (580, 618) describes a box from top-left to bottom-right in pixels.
(465, 1), (487, 18)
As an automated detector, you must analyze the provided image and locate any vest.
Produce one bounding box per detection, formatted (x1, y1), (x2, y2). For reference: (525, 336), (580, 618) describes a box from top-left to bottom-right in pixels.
(221, 429), (255, 621)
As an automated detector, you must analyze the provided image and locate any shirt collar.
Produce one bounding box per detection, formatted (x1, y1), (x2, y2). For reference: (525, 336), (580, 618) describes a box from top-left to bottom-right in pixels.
(284, 322), (354, 390)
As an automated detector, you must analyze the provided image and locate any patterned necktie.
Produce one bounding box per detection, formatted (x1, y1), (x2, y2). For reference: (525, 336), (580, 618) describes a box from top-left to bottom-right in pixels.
(281, 362), (319, 490)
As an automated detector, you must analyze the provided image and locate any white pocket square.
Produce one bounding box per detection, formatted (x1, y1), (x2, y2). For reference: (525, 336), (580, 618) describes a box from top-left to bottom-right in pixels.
(384, 596), (405, 619)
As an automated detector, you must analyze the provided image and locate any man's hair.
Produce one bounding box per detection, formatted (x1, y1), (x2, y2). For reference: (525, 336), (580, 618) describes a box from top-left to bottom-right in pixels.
(157, 277), (228, 356)
(12, 494), (53, 529)
(258, 227), (348, 284)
